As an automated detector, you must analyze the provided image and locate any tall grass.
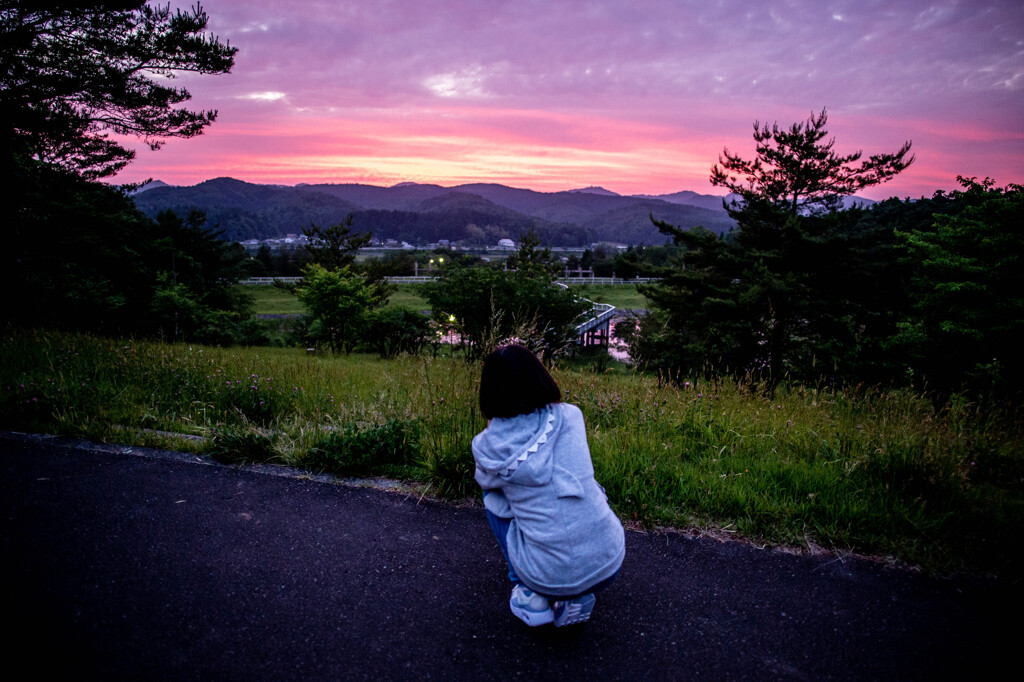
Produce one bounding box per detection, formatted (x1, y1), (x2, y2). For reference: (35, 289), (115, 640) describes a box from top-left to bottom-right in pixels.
(2, 329), (1021, 575)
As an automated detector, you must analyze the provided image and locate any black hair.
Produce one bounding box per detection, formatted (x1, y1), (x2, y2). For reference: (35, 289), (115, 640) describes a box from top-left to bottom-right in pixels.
(479, 344), (562, 419)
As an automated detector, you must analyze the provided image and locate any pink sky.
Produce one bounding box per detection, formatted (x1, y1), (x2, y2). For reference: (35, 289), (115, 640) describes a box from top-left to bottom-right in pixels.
(112, 0), (1024, 200)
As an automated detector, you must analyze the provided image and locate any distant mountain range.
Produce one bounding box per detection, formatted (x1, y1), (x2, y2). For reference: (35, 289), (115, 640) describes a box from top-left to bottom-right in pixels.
(132, 178), (739, 247)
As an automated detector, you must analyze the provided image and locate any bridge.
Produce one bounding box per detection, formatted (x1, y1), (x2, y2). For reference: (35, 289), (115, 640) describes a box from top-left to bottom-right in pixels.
(555, 283), (616, 347)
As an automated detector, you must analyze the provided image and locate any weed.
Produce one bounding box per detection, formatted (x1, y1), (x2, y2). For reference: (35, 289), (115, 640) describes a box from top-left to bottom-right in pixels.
(207, 424), (278, 465)
(306, 419), (419, 477)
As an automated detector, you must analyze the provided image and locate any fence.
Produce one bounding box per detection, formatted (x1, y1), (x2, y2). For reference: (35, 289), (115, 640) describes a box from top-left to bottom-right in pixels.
(239, 276), (660, 286)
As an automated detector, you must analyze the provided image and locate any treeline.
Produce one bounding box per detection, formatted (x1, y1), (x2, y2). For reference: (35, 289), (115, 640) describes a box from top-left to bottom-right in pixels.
(2, 3), (255, 342)
(564, 243), (684, 279)
(6, 162), (266, 345)
(246, 239), (681, 280)
(612, 109), (1024, 401)
(351, 207), (593, 247)
(626, 177), (1024, 399)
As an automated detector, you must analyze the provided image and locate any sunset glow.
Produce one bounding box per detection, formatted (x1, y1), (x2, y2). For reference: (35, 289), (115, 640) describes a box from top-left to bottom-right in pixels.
(113, 0), (1024, 199)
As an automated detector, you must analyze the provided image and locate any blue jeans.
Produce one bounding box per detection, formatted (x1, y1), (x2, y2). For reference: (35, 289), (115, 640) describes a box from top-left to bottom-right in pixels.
(486, 509), (619, 601)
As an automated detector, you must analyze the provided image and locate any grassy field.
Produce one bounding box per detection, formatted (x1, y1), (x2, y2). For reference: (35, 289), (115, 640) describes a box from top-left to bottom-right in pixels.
(242, 285), (305, 315)
(240, 283), (645, 316)
(3, 329), (1021, 577)
(242, 283), (433, 314)
(387, 286), (430, 310)
(567, 283), (649, 309)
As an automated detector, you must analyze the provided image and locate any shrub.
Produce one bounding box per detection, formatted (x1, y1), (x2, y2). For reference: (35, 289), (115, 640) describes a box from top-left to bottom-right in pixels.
(306, 419), (419, 476)
(362, 307), (431, 358)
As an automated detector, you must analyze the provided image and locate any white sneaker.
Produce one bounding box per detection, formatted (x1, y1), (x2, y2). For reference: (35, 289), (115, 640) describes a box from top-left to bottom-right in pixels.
(509, 584), (554, 626)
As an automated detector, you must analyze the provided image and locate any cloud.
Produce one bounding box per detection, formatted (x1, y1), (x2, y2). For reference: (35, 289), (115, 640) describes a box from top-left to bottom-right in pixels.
(424, 67), (490, 98)
(121, 0), (1024, 197)
(237, 91), (287, 101)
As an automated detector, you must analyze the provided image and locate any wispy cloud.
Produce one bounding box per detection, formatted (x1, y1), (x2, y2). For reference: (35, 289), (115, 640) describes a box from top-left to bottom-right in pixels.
(237, 91), (286, 101)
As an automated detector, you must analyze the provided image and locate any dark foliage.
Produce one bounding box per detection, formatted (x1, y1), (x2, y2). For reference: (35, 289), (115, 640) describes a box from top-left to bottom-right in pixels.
(638, 110), (920, 390)
(420, 245), (589, 361)
(897, 177), (1024, 397)
(711, 108), (913, 218)
(1, 1), (236, 179)
(2, 1), (248, 342)
(4, 156), (251, 339)
(503, 226), (561, 275)
(633, 175), (1024, 401)
(303, 215), (370, 270)
(362, 307), (432, 359)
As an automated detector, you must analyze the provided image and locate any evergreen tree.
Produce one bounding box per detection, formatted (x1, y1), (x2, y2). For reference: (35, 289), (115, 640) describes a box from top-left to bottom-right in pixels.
(710, 108), (913, 217)
(303, 215), (370, 271)
(642, 110), (914, 387)
(2, 1), (241, 337)
(898, 177), (1024, 396)
(504, 226), (560, 275)
(1, 1), (236, 179)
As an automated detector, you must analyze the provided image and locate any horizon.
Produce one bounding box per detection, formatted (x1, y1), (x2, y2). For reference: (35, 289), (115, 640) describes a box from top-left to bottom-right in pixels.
(110, 1), (1023, 201)
(134, 176), (733, 198)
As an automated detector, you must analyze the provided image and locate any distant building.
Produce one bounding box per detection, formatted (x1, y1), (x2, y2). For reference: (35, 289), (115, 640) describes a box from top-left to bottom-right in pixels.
(497, 238), (515, 250)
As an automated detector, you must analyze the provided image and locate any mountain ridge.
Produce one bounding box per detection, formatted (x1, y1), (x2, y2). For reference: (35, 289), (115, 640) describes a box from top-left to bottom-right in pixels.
(132, 177), (739, 246)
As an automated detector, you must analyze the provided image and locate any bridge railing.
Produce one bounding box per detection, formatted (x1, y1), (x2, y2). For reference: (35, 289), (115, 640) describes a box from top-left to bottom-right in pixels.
(555, 282), (616, 340)
(575, 302), (616, 336)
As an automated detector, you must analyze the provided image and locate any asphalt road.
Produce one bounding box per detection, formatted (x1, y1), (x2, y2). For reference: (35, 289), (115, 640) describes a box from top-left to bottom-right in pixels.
(2, 431), (1015, 681)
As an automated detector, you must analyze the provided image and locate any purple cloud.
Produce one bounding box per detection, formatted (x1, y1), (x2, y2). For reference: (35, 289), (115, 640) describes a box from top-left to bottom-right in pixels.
(116, 0), (1023, 197)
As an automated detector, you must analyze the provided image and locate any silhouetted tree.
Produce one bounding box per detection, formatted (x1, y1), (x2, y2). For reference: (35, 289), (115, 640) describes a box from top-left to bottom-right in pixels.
(303, 215), (370, 271)
(1, 1), (236, 179)
(3, 0), (242, 339)
(642, 110), (914, 387)
(711, 108), (913, 217)
(505, 226), (560, 275)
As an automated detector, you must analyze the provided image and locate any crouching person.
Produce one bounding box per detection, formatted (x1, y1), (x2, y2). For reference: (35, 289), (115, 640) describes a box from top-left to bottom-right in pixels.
(473, 344), (625, 627)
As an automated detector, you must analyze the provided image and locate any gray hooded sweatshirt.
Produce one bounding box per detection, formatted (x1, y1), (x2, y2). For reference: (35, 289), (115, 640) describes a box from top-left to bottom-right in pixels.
(472, 402), (625, 597)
